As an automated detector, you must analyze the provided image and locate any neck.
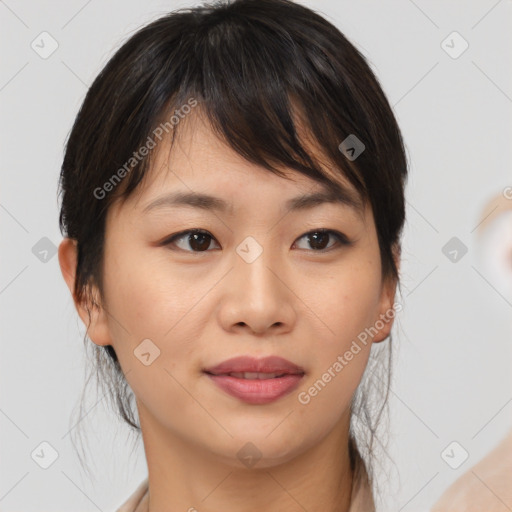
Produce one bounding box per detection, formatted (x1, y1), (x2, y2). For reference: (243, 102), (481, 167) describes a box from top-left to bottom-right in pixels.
(137, 402), (355, 512)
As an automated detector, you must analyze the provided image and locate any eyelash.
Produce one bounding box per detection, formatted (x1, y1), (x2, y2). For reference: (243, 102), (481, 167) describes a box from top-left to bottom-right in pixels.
(160, 228), (353, 253)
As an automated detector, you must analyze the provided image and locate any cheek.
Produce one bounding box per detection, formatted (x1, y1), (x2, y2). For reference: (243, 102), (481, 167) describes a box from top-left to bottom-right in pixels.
(103, 238), (200, 334)
(286, 252), (382, 420)
(302, 252), (383, 350)
(301, 283), (375, 398)
(101, 247), (212, 428)
(101, 241), (205, 372)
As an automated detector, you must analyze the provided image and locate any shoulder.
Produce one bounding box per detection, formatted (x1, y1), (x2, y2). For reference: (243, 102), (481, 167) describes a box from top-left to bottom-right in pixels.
(115, 478), (149, 512)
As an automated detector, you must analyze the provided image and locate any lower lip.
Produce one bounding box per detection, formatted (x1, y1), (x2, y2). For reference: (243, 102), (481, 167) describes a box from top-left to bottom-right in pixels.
(205, 373), (304, 405)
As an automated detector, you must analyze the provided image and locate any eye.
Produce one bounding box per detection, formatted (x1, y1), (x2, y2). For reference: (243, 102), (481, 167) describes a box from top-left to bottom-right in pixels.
(163, 229), (220, 252)
(161, 228), (352, 253)
(293, 229), (351, 252)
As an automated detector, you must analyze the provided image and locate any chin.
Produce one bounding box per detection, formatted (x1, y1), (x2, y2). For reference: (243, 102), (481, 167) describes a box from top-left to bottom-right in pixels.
(201, 425), (314, 470)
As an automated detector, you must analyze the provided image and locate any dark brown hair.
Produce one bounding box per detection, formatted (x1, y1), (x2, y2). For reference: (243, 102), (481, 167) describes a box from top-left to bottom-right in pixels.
(58, 0), (407, 500)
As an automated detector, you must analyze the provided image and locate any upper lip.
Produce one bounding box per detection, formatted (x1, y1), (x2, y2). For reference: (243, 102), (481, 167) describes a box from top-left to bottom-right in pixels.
(203, 356), (305, 376)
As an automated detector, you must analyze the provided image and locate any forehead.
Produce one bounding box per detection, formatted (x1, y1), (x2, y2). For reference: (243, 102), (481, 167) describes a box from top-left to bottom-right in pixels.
(119, 109), (367, 221)
(140, 185), (365, 222)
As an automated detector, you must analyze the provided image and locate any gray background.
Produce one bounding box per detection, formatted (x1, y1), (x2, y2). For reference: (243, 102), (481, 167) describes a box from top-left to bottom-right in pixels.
(1, 0), (511, 511)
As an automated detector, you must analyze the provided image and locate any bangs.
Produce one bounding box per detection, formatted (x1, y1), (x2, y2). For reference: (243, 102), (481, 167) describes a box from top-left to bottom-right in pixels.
(109, 4), (370, 213)
(60, 0), (407, 285)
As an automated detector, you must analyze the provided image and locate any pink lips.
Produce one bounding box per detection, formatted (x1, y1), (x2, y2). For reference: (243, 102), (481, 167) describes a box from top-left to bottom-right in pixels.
(203, 356), (305, 405)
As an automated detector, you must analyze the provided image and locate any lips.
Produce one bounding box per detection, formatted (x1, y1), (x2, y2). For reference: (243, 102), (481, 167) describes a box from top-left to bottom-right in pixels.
(222, 372), (288, 379)
(203, 356), (305, 405)
(203, 355), (305, 377)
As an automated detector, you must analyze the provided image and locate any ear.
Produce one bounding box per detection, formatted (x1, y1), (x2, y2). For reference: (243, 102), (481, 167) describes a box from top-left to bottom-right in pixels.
(58, 238), (112, 347)
(372, 244), (401, 343)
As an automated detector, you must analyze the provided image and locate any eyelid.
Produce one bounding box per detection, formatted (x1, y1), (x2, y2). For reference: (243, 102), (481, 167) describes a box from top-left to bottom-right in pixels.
(161, 229), (220, 252)
(292, 229), (353, 252)
(160, 228), (353, 252)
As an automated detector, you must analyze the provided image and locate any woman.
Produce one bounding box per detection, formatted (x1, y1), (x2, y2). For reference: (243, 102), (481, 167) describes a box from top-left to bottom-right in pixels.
(57, 0), (408, 510)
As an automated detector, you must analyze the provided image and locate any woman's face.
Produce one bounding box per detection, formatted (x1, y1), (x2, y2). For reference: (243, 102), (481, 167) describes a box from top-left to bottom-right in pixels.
(65, 112), (398, 467)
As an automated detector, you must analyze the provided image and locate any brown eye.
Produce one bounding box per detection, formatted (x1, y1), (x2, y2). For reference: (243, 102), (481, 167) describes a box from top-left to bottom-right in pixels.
(164, 229), (220, 252)
(293, 229), (351, 252)
(162, 228), (351, 253)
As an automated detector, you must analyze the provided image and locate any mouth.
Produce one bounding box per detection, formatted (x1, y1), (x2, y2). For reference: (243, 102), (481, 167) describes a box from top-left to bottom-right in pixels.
(203, 356), (305, 405)
(204, 371), (299, 379)
(203, 355), (305, 376)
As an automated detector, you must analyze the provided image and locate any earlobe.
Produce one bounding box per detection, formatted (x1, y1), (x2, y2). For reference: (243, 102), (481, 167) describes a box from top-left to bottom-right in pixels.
(58, 238), (112, 347)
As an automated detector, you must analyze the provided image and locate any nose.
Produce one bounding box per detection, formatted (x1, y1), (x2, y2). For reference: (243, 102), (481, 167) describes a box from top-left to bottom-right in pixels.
(217, 246), (296, 336)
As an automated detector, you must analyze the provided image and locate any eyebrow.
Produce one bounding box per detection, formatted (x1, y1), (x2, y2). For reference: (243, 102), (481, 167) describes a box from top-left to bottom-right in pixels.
(142, 185), (364, 217)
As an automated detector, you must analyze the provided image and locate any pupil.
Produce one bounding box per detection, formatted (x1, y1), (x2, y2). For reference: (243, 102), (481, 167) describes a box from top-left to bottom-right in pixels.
(190, 233), (210, 251)
(186, 231), (331, 252)
(309, 232), (328, 250)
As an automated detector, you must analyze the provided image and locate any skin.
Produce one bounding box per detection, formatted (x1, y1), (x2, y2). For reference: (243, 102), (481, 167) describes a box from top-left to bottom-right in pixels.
(59, 110), (399, 512)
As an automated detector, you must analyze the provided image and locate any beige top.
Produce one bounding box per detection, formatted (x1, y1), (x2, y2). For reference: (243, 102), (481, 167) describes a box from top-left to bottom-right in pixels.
(116, 463), (375, 512)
